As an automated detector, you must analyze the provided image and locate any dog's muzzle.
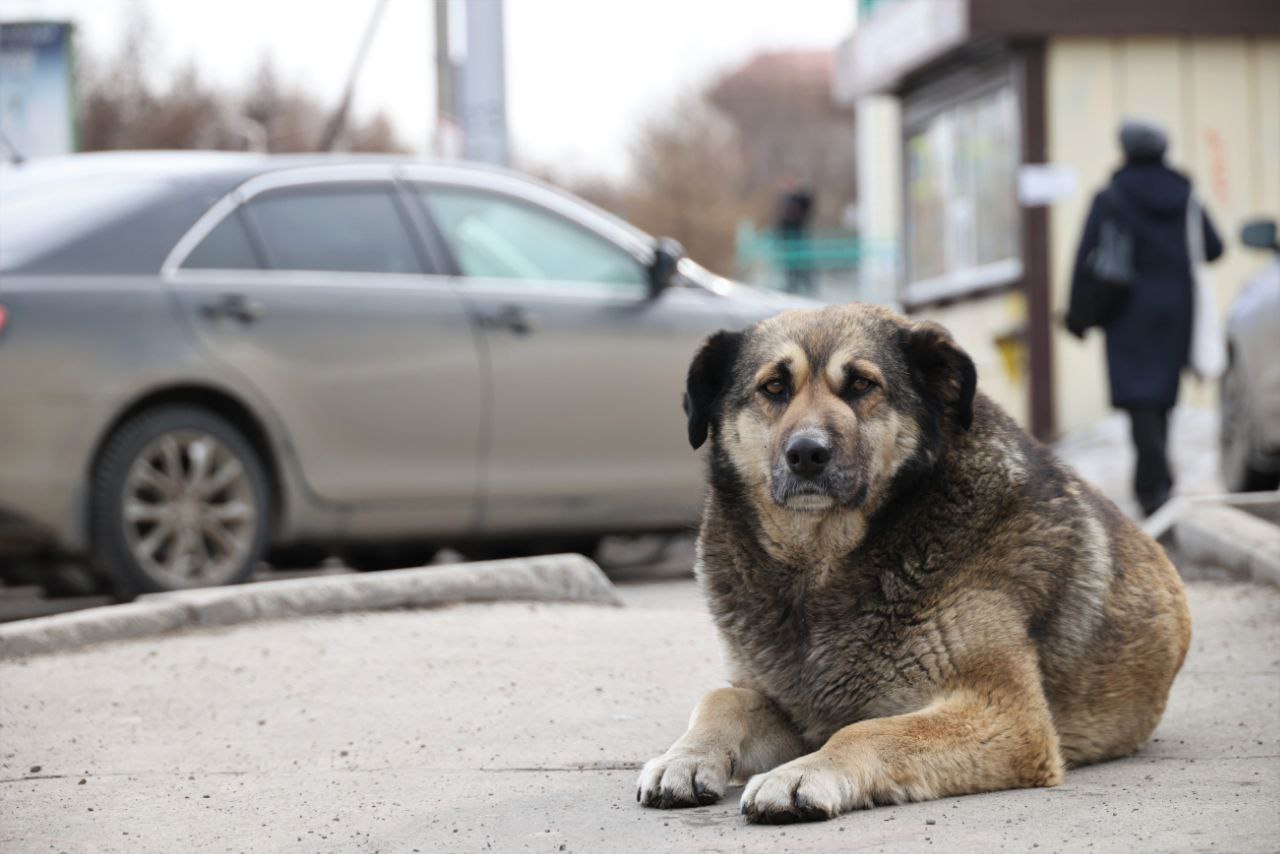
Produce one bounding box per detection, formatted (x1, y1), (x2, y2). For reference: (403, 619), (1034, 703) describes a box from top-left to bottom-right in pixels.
(771, 431), (863, 512)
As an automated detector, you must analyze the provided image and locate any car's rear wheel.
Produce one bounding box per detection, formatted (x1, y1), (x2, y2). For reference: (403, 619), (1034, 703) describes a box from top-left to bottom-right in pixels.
(91, 406), (271, 599)
(1220, 354), (1280, 492)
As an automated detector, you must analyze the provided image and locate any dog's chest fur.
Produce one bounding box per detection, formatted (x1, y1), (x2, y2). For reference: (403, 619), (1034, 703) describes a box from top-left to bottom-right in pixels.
(697, 531), (961, 748)
(694, 416), (1054, 748)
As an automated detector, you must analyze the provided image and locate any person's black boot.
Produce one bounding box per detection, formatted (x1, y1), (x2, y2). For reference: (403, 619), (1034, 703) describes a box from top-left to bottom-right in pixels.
(1138, 486), (1172, 518)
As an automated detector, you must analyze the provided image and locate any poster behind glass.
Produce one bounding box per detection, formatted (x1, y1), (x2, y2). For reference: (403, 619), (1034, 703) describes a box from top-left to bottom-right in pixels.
(905, 84), (1019, 289)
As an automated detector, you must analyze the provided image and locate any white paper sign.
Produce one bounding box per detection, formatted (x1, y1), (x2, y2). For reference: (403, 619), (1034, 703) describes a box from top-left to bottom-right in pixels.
(1017, 164), (1079, 207)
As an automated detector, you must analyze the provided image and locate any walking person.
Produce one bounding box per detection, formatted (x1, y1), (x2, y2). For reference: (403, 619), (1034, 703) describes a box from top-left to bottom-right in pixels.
(774, 171), (815, 295)
(1067, 119), (1224, 516)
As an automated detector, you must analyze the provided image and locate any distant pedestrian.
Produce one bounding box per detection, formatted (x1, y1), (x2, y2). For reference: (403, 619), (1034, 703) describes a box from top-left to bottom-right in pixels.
(1067, 119), (1224, 516)
(774, 171), (814, 295)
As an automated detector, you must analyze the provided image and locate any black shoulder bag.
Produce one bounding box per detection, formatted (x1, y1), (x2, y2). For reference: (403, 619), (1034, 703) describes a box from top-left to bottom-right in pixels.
(1067, 186), (1136, 336)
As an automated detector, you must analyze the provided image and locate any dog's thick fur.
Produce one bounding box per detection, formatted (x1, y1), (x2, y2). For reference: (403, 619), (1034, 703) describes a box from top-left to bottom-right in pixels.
(637, 304), (1190, 823)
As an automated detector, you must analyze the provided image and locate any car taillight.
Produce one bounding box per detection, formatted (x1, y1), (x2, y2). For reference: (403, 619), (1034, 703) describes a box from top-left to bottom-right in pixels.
(0, 304), (7, 335)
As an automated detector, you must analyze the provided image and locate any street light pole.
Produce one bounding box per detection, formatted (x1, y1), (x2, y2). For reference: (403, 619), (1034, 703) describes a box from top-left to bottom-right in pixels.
(435, 0), (454, 127)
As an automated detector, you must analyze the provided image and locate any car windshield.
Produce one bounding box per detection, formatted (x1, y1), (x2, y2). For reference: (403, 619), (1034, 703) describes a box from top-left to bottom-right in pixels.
(0, 171), (172, 271)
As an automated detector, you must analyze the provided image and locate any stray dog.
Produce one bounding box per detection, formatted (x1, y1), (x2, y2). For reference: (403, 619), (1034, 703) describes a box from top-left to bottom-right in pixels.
(637, 304), (1190, 823)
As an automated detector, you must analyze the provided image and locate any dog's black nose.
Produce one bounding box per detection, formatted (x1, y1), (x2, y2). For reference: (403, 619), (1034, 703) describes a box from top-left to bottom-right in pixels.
(785, 435), (831, 479)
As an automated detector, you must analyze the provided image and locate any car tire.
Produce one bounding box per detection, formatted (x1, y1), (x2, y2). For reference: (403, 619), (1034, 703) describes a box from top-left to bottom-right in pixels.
(91, 406), (272, 600)
(1220, 354), (1280, 493)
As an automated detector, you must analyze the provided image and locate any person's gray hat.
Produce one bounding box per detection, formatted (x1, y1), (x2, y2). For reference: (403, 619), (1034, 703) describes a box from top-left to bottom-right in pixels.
(1119, 119), (1168, 161)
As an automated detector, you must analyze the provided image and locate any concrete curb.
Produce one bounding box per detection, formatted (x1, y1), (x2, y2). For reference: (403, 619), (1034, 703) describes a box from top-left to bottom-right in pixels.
(1143, 491), (1280, 542)
(0, 553), (621, 660)
(1173, 503), (1280, 586)
(1146, 492), (1280, 584)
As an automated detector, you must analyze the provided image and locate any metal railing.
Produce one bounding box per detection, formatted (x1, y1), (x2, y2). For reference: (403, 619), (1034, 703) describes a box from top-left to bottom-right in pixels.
(734, 225), (900, 302)
(736, 227), (896, 270)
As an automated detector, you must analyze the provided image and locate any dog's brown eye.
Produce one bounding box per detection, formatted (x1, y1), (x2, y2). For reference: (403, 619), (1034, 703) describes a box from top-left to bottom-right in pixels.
(850, 377), (873, 394)
(762, 380), (787, 398)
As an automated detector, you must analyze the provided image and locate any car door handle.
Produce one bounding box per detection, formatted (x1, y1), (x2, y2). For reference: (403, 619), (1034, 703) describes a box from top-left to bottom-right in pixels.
(202, 293), (264, 324)
(480, 304), (536, 335)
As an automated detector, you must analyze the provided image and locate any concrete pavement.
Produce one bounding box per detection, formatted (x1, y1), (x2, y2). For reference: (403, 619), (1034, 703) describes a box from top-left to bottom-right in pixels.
(2, 577), (1277, 853)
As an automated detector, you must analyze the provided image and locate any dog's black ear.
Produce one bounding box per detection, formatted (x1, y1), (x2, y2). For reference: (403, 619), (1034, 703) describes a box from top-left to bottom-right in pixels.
(684, 330), (743, 450)
(902, 321), (977, 430)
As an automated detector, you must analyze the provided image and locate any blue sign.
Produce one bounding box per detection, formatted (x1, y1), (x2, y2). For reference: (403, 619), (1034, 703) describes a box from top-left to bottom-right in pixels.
(1, 22), (76, 158)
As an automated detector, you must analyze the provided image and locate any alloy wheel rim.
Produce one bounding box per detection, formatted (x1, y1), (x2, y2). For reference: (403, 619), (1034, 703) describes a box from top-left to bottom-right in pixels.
(121, 430), (257, 587)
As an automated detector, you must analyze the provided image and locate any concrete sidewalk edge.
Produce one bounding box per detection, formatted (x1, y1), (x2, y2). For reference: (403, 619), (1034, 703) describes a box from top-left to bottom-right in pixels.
(1143, 491), (1280, 541)
(1172, 504), (1280, 586)
(1145, 492), (1280, 585)
(0, 553), (621, 660)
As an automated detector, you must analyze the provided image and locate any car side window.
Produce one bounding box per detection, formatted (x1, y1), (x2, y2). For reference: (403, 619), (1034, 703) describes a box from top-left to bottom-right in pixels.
(415, 186), (647, 292)
(243, 184), (421, 274)
(181, 209), (263, 270)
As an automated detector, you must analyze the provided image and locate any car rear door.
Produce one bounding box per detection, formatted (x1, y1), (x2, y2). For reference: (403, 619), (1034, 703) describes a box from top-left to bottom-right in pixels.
(165, 166), (483, 533)
(406, 176), (734, 534)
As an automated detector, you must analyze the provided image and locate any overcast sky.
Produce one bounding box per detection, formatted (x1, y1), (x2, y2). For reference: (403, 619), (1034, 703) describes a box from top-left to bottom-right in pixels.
(0, 0), (854, 178)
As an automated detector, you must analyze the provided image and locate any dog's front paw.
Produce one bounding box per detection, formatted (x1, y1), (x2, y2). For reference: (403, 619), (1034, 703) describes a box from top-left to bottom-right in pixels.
(740, 754), (859, 824)
(637, 747), (734, 809)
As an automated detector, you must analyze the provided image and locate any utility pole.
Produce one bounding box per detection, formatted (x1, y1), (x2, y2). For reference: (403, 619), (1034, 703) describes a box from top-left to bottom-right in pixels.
(435, 0), (454, 125)
(432, 0), (461, 158)
(317, 0), (391, 152)
(458, 0), (508, 166)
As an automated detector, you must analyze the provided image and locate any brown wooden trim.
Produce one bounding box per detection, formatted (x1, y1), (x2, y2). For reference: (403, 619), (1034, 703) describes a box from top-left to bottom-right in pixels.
(838, 0), (1279, 100)
(1017, 40), (1054, 441)
(970, 0), (1280, 37)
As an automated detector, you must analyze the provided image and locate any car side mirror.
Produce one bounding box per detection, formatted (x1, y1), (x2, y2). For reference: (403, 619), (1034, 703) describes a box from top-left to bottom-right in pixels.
(648, 237), (684, 298)
(1241, 219), (1279, 252)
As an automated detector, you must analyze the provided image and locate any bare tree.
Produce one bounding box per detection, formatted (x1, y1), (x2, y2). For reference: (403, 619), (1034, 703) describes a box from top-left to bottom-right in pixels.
(239, 57), (328, 152)
(707, 50), (856, 231)
(622, 96), (745, 275)
(531, 50), (855, 277)
(78, 6), (155, 151)
(77, 12), (407, 154)
(142, 63), (239, 150)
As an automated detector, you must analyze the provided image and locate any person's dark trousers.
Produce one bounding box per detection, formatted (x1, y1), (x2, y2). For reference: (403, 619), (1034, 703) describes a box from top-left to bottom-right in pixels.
(1125, 406), (1173, 516)
(778, 230), (814, 296)
(783, 265), (814, 295)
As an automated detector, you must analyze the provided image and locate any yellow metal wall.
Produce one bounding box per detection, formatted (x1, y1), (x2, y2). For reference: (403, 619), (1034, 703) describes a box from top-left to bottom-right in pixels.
(1047, 36), (1280, 434)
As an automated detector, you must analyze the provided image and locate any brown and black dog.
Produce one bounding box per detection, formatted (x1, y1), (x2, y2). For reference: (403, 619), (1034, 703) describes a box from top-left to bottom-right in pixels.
(637, 303), (1190, 823)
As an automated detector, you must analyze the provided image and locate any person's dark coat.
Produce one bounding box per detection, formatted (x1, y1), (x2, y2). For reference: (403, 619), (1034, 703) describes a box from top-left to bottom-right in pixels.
(1069, 162), (1223, 409)
(774, 189), (813, 236)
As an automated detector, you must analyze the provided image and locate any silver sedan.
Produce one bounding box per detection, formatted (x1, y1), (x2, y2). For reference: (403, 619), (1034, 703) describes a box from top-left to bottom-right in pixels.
(0, 152), (813, 598)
